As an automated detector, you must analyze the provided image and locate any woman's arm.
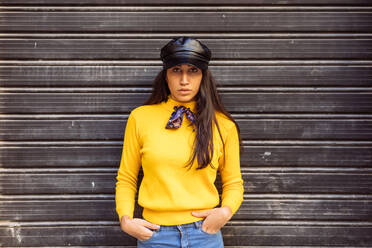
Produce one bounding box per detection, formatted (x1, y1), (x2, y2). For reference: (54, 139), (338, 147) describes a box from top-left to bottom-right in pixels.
(218, 123), (244, 216)
(115, 111), (161, 240)
(192, 123), (244, 233)
(115, 111), (142, 222)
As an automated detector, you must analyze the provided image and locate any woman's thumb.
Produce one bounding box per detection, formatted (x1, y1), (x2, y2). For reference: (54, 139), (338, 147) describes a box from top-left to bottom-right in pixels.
(143, 220), (160, 230)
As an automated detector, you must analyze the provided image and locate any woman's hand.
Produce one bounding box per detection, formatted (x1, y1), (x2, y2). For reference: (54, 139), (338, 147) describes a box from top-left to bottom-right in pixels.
(120, 215), (160, 241)
(191, 206), (233, 234)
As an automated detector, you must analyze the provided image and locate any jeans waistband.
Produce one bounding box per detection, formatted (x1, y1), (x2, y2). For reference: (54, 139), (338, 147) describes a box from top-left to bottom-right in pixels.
(154, 220), (203, 232)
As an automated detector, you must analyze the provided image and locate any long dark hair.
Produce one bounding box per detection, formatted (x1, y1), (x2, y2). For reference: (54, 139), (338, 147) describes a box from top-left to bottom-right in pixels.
(144, 68), (242, 170)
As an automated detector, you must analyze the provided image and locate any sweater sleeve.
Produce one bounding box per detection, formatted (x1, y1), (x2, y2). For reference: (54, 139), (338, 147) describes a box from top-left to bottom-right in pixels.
(115, 111), (142, 222)
(218, 123), (244, 216)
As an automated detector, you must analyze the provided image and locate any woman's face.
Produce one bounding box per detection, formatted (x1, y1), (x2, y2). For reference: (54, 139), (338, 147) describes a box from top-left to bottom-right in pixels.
(166, 63), (203, 103)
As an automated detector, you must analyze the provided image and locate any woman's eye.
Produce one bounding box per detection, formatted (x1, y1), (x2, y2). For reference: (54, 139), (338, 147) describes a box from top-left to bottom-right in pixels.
(171, 67), (198, 73)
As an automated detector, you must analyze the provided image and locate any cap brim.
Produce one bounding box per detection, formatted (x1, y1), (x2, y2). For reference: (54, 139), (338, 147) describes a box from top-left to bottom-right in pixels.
(163, 56), (208, 70)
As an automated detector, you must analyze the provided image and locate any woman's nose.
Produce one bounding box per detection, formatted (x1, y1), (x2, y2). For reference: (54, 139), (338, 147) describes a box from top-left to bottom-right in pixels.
(180, 72), (189, 85)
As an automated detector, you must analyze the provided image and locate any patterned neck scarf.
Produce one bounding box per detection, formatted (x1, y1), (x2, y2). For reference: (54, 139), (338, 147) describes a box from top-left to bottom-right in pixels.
(165, 106), (196, 131)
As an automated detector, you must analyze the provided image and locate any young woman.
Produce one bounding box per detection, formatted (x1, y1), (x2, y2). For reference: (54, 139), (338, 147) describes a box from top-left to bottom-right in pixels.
(115, 37), (244, 248)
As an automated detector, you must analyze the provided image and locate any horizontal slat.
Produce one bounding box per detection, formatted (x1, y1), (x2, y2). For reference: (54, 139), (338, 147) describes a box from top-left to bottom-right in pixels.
(1, 119), (372, 141)
(1, 92), (372, 113)
(0, 146), (371, 168)
(1, 12), (372, 33)
(3, 7), (372, 11)
(1, 198), (371, 221)
(1, 39), (372, 59)
(1, 0), (372, 5)
(4, 88), (372, 95)
(0, 200), (119, 221)
(0, 147), (121, 168)
(0, 120), (125, 141)
(1, 65), (372, 87)
(1, 172), (371, 194)
(0, 224), (371, 246)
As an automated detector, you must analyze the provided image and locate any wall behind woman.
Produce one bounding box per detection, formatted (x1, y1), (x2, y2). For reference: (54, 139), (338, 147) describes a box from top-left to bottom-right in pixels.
(1, 0), (372, 247)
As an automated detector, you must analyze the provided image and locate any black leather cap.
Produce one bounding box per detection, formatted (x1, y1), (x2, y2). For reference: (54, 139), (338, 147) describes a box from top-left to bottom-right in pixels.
(160, 37), (211, 70)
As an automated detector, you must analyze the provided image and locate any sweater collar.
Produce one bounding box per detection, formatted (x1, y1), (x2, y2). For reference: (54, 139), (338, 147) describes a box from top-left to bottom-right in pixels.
(162, 95), (197, 112)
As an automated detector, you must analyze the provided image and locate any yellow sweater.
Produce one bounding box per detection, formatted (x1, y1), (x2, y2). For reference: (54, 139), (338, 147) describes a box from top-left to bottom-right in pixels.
(115, 95), (244, 225)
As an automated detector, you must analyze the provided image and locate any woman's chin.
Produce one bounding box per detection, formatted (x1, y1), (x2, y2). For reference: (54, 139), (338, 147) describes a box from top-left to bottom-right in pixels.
(174, 94), (195, 102)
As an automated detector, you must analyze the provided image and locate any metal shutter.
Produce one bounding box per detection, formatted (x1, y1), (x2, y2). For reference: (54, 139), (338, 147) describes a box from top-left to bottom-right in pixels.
(1, 0), (371, 247)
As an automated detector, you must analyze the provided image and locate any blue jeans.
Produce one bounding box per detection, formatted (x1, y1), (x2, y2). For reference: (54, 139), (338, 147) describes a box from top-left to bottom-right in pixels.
(137, 220), (224, 248)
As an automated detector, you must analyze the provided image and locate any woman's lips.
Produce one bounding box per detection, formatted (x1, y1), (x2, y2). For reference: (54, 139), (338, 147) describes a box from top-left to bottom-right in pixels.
(178, 89), (191, 94)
